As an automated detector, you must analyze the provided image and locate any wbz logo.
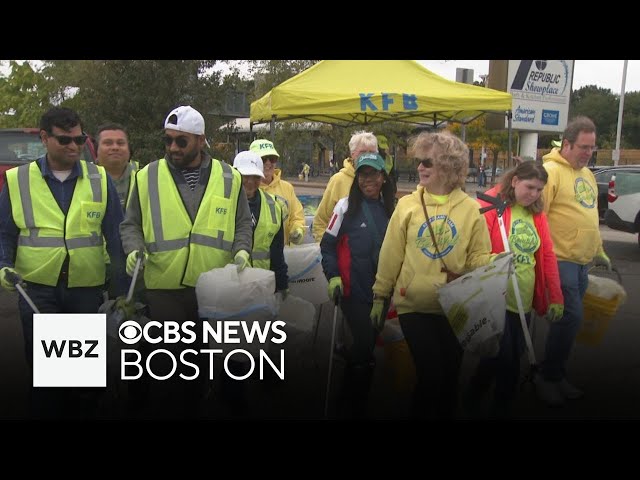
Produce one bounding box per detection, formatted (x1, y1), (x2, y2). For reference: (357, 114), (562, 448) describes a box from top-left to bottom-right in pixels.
(33, 314), (106, 387)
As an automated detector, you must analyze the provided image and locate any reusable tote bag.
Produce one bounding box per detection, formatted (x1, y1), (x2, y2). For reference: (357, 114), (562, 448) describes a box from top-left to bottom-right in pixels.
(437, 254), (512, 357)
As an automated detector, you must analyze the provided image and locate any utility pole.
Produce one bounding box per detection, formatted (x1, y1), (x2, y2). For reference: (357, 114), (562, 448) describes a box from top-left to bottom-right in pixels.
(613, 60), (628, 166)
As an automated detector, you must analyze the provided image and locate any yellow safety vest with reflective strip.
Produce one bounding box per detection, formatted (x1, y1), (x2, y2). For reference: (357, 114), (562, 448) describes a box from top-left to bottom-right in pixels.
(6, 160), (107, 287)
(252, 189), (282, 270)
(136, 158), (241, 289)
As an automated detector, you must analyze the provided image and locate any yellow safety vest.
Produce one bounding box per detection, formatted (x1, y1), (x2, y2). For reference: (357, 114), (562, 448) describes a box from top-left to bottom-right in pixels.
(137, 158), (241, 289)
(252, 189), (282, 270)
(6, 160), (107, 287)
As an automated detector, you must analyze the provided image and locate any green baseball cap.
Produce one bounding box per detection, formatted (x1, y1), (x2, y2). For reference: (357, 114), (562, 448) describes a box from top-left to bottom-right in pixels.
(356, 152), (385, 171)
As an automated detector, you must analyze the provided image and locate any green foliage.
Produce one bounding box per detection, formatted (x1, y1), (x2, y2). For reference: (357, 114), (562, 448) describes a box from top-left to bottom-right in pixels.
(0, 61), (54, 127)
(570, 85), (618, 147)
(39, 60), (225, 164)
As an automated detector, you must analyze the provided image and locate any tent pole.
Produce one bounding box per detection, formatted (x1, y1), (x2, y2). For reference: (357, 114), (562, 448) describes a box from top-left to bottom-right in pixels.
(507, 111), (513, 165)
(271, 115), (276, 142)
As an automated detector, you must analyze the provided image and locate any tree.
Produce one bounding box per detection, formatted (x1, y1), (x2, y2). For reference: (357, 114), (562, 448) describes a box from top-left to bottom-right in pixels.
(40, 60), (226, 163)
(0, 61), (54, 127)
(569, 85), (618, 147)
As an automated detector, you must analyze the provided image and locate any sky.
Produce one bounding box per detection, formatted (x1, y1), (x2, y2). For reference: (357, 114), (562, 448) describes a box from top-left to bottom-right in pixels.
(417, 60), (639, 94)
(2, 60), (638, 94)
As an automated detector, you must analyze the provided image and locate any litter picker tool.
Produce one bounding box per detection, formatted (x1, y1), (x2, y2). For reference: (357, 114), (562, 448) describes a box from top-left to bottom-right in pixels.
(8, 271), (40, 314)
(477, 191), (538, 383)
(324, 289), (341, 419)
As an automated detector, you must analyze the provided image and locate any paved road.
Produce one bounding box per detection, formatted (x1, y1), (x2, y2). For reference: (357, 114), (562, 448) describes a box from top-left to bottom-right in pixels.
(1, 176), (639, 419)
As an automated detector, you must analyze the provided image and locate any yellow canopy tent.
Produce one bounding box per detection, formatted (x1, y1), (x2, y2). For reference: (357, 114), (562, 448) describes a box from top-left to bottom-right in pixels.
(250, 60), (513, 127)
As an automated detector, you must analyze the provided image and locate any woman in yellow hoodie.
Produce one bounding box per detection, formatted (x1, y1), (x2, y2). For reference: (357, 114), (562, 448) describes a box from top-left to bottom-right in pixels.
(250, 139), (306, 245)
(371, 131), (493, 419)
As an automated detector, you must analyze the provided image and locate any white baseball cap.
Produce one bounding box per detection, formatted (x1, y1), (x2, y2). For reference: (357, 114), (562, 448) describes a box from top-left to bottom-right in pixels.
(164, 105), (205, 135)
(233, 151), (265, 178)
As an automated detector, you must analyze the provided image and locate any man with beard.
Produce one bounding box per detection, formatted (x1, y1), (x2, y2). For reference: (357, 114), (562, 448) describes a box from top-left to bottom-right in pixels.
(119, 105), (253, 418)
(0, 107), (127, 418)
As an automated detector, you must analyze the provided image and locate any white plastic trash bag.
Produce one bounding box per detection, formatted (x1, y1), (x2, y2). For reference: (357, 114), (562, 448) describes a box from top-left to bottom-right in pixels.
(276, 294), (316, 358)
(284, 243), (329, 305)
(437, 254), (511, 356)
(196, 265), (278, 321)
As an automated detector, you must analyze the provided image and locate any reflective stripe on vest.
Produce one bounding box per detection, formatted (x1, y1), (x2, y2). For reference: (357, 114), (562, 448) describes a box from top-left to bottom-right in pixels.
(7, 160), (107, 287)
(252, 189), (282, 270)
(137, 158), (240, 288)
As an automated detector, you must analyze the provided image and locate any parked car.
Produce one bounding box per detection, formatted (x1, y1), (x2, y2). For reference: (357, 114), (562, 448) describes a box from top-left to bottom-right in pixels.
(602, 165), (640, 247)
(593, 165), (640, 220)
(0, 128), (97, 191)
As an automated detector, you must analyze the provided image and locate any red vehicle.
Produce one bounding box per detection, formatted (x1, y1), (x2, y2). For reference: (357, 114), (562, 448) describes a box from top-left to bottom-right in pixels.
(0, 128), (97, 192)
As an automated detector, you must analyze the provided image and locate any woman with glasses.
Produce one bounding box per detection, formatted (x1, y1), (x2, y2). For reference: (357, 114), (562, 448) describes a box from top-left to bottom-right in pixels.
(320, 152), (395, 418)
(312, 131), (378, 241)
(370, 130), (493, 419)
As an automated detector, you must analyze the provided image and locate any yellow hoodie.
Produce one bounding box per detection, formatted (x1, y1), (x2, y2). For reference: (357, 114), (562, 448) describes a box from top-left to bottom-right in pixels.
(259, 168), (305, 245)
(542, 148), (603, 264)
(373, 186), (492, 315)
(312, 158), (355, 241)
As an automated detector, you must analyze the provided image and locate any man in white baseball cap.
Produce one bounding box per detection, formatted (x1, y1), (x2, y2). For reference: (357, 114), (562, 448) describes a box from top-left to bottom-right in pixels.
(250, 139), (306, 245)
(119, 105), (253, 417)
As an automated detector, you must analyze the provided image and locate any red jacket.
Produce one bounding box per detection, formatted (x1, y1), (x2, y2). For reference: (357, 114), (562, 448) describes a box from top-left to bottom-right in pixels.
(478, 187), (563, 315)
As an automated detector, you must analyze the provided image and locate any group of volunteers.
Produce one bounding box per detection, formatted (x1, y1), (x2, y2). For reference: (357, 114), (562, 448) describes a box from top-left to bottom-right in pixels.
(0, 104), (609, 419)
(314, 116), (609, 419)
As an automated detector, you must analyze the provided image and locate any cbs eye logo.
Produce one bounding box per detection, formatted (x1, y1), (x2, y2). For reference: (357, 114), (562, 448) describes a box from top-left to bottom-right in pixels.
(119, 320), (143, 344)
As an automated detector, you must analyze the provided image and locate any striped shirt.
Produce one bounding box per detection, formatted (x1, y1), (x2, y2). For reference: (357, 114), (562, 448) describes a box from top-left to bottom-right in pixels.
(181, 168), (200, 191)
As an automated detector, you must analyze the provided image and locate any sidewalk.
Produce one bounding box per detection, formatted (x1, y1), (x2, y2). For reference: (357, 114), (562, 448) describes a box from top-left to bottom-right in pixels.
(285, 174), (497, 197)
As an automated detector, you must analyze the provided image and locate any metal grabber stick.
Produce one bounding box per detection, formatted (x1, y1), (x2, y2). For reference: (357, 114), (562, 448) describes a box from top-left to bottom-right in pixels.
(324, 289), (341, 419)
(7, 271), (40, 314)
(477, 191), (538, 381)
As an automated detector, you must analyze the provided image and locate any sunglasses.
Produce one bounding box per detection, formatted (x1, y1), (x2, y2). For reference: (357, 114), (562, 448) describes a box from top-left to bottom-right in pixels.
(415, 158), (434, 168)
(50, 134), (88, 146)
(162, 135), (189, 148)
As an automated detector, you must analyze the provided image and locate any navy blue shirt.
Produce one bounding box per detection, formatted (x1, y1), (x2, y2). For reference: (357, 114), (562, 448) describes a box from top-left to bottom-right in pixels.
(247, 191), (288, 292)
(321, 196), (389, 304)
(0, 156), (127, 295)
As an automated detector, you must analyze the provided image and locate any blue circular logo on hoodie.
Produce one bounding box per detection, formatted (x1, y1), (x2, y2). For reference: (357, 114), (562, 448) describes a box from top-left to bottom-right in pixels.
(416, 215), (457, 259)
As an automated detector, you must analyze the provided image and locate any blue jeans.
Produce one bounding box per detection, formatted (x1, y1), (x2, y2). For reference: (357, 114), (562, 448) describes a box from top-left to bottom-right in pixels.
(541, 261), (589, 381)
(17, 280), (104, 418)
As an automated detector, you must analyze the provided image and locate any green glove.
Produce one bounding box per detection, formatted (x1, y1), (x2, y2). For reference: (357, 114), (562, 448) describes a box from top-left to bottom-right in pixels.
(0, 267), (22, 292)
(234, 250), (251, 272)
(327, 276), (343, 302)
(370, 298), (386, 331)
(278, 288), (290, 301)
(547, 303), (564, 322)
(490, 251), (513, 263)
(126, 250), (147, 276)
(289, 226), (305, 245)
(594, 251), (612, 271)
(114, 295), (137, 320)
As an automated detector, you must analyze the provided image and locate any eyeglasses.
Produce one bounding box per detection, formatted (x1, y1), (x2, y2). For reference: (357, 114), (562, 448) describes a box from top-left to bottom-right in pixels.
(162, 135), (189, 148)
(415, 158), (434, 168)
(49, 134), (88, 146)
(262, 156), (278, 163)
(574, 143), (598, 152)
